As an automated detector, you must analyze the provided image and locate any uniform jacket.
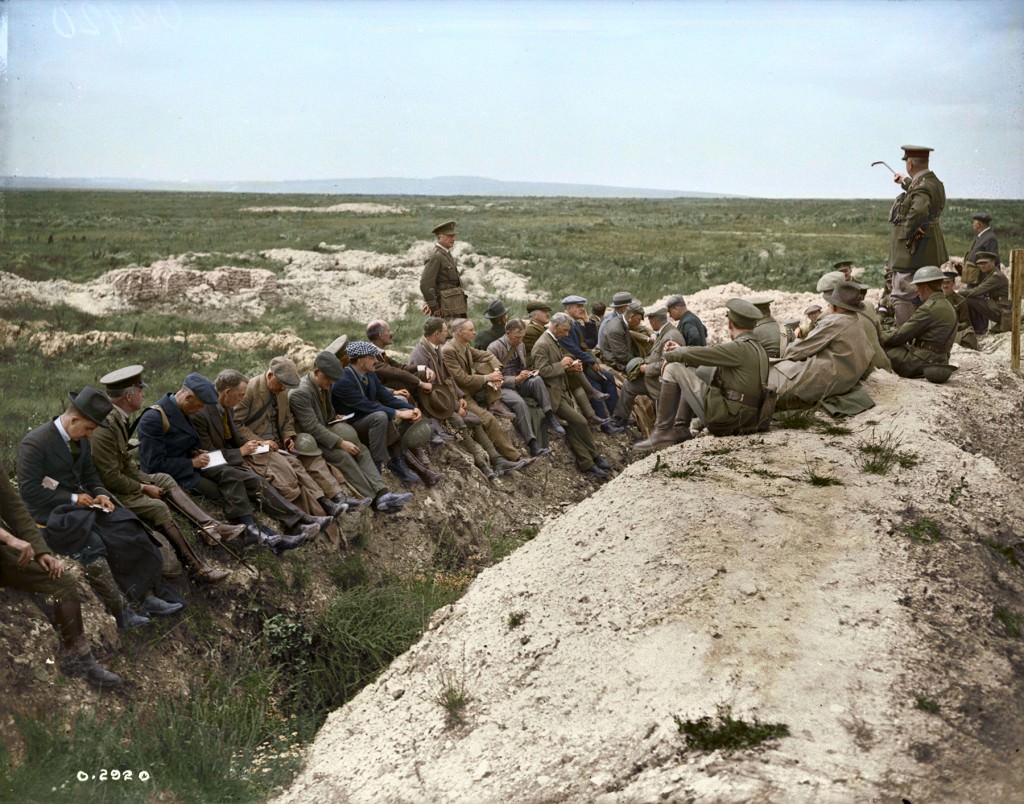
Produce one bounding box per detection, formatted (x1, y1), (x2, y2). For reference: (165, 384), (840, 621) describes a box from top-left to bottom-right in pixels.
(18, 420), (111, 523)
(441, 338), (501, 395)
(598, 314), (643, 371)
(234, 372), (295, 444)
(420, 245), (465, 316)
(523, 320), (546, 363)
(664, 333), (768, 431)
(960, 268), (1009, 304)
(331, 366), (414, 421)
(771, 312), (871, 403)
(91, 406), (160, 498)
(889, 170), (948, 272)
(752, 316), (783, 358)
(2, 465), (53, 554)
(675, 310), (708, 347)
(531, 329), (574, 409)
(289, 374), (343, 452)
(138, 394), (207, 490)
(882, 293), (957, 357)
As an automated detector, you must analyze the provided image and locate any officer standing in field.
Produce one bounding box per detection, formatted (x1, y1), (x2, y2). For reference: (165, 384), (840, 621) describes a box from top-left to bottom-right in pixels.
(420, 220), (467, 318)
(888, 145), (948, 326)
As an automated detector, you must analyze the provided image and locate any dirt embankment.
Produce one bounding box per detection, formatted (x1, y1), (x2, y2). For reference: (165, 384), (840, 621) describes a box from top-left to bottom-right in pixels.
(278, 335), (1024, 803)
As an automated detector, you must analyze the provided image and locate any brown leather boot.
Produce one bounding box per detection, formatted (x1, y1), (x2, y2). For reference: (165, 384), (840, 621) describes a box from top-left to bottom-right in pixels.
(632, 381), (691, 451)
(164, 485), (246, 545)
(158, 522), (230, 584)
(404, 449), (444, 486)
(53, 597), (122, 688)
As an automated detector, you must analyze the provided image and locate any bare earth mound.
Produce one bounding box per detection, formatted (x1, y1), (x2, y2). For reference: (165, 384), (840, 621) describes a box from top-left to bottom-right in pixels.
(278, 340), (1024, 803)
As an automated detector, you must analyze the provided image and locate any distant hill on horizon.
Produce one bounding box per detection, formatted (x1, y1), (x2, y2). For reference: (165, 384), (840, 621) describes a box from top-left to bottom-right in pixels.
(1, 174), (726, 198)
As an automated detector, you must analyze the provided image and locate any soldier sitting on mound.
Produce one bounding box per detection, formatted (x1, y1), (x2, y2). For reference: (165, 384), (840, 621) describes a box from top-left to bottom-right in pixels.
(941, 271), (979, 351)
(960, 252), (1011, 335)
(882, 265), (957, 381)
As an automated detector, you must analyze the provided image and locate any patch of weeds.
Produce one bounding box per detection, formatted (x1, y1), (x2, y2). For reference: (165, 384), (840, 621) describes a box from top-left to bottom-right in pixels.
(435, 668), (472, 729)
(326, 552), (369, 590)
(262, 614), (312, 671)
(652, 454), (710, 479)
(490, 525), (539, 563)
(432, 525), (468, 572)
(856, 429), (919, 475)
(803, 461), (843, 487)
(704, 446), (734, 456)
(983, 539), (1021, 568)
(903, 517), (944, 545)
(993, 606), (1023, 638)
(673, 705), (789, 752)
(914, 696), (940, 715)
(773, 410), (818, 430)
(947, 475), (969, 506)
(817, 422), (852, 436)
(507, 610), (527, 630)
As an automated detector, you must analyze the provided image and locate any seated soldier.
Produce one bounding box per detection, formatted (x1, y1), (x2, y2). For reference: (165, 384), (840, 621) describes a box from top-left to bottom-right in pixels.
(487, 318), (559, 457)
(18, 387), (177, 623)
(960, 252), (1011, 335)
(942, 270), (979, 350)
(883, 265), (958, 379)
(531, 313), (614, 481)
(770, 283), (872, 407)
(138, 373), (316, 554)
(748, 296), (784, 358)
(634, 299), (768, 449)
(331, 340), (440, 487)
(2, 467), (121, 688)
(232, 358), (350, 519)
(289, 351), (413, 514)
(442, 319), (530, 476)
(91, 364), (232, 584)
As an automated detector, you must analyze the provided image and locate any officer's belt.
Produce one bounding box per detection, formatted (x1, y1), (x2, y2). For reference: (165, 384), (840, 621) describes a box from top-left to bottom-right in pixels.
(911, 340), (946, 354)
(719, 388), (759, 408)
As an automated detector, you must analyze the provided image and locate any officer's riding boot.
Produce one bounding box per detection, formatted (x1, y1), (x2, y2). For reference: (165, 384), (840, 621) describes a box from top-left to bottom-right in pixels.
(164, 485), (246, 545)
(53, 598), (122, 688)
(632, 381), (691, 451)
(158, 522), (229, 584)
(404, 448), (444, 486)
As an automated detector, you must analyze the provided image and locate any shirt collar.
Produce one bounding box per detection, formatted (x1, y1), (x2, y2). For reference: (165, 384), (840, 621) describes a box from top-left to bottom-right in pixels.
(54, 416), (72, 444)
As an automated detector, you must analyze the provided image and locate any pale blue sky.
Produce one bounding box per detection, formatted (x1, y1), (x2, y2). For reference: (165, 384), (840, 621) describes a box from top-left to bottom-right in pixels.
(2, 0), (1022, 197)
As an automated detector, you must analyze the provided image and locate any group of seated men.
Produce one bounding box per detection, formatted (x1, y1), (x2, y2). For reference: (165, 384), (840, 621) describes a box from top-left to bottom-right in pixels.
(2, 248), (1014, 689)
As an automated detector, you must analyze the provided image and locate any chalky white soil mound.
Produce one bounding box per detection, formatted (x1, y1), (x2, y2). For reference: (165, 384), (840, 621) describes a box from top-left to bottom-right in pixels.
(278, 339), (1024, 803)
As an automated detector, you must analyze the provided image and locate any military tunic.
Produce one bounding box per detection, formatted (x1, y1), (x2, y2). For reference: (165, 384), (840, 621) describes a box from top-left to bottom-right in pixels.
(882, 293), (957, 377)
(751, 316), (783, 358)
(888, 170), (948, 272)
(960, 268), (1011, 331)
(420, 244), (466, 317)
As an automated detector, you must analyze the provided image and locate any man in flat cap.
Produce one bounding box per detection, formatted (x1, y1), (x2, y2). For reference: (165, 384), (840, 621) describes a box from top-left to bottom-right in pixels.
(289, 351), (414, 513)
(793, 304), (823, 340)
(1, 465), (122, 688)
(531, 313), (614, 481)
(91, 365), (233, 584)
(666, 295), (707, 347)
(138, 373), (317, 554)
(559, 294), (620, 429)
(420, 220), (467, 318)
(18, 387), (173, 626)
(963, 212), (999, 287)
(634, 299), (769, 449)
(474, 299), (510, 350)
(332, 340), (440, 486)
(959, 252), (1011, 335)
(883, 266), (958, 377)
(771, 283), (873, 407)
(888, 145), (948, 326)
(232, 357), (351, 521)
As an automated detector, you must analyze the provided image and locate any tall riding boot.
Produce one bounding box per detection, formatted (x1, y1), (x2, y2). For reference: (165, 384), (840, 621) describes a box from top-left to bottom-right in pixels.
(158, 522), (229, 584)
(164, 485), (246, 544)
(52, 597), (122, 688)
(405, 448), (444, 486)
(632, 381), (692, 451)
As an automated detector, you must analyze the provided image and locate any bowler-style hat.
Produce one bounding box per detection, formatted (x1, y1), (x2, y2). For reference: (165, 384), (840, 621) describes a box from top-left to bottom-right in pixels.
(183, 373), (218, 404)
(68, 386), (113, 425)
(725, 299), (762, 329)
(483, 299), (509, 320)
(610, 291), (633, 307)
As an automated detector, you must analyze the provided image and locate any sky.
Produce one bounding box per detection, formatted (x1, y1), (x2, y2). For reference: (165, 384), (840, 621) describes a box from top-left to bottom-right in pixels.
(1, 0), (1022, 198)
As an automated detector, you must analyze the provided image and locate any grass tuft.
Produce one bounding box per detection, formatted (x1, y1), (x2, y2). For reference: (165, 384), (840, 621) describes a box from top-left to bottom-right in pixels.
(674, 706), (789, 752)
(435, 668), (472, 729)
(993, 606), (1023, 638)
(914, 696), (941, 715)
(902, 517), (944, 545)
(856, 430), (919, 475)
(803, 461), (843, 487)
(507, 611), (527, 630)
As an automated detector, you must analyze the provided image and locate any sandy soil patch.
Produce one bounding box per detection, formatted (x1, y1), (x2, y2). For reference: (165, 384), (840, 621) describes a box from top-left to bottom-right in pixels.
(240, 203), (409, 215)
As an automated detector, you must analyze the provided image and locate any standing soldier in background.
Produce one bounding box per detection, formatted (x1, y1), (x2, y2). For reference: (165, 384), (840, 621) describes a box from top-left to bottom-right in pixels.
(420, 220), (467, 318)
(888, 145), (948, 326)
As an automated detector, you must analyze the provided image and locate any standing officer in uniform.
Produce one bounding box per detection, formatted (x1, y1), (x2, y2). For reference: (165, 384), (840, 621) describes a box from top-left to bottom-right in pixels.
(888, 145), (948, 326)
(420, 220), (467, 318)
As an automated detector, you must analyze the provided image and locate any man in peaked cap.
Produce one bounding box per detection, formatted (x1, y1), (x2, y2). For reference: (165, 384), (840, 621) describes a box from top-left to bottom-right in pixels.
(18, 386), (173, 626)
(941, 270), (979, 350)
(747, 295), (784, 358)
(832, 260), (855, 281)
(474, 299), (510, 350)
(883, 265), (958, 377)
(770, 282), (873, 408)
(634, 299), (768, 449)
(91, 364), (233, 585)
(523, 301), (553, 358)
(963, 212), (999, 286)
(960, 251), (1011, 335)
(420, 220), (467, 318)
(888, 145), (948, 326)
(289, 351), (414, 513)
